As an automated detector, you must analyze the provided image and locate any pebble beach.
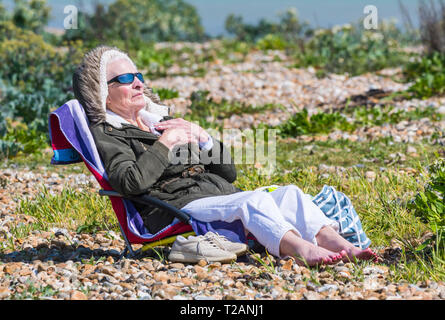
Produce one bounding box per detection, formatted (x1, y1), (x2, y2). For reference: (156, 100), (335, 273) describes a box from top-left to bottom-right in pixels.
(1, 43), (444, 300)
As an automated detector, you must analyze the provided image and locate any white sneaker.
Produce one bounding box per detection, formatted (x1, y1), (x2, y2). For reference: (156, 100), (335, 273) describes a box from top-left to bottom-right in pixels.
(204, 232), (248, 257)
(168, 235), (237, 264)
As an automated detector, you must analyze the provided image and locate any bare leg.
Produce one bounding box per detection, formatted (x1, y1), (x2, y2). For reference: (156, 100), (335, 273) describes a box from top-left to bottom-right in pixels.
(315, 226), (379, 262)
(279, 230), (342, 267)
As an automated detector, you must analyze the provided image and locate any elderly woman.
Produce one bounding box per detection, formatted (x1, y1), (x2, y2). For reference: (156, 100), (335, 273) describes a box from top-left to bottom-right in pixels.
(72, 46), (377, 266)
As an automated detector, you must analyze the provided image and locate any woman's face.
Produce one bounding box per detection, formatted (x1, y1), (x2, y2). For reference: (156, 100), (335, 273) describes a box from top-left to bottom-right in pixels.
(106, 58), (145, 117)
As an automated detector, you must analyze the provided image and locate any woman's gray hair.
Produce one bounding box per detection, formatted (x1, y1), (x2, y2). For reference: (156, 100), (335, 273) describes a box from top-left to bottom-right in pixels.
(73, 45), (164, 124)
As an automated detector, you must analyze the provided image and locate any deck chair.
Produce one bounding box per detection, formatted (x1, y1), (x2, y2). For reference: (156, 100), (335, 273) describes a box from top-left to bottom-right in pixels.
(48, 100), (247, 258)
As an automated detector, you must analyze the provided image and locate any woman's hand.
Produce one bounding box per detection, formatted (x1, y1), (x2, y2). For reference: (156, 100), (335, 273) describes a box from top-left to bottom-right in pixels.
(157, 127), (200, 151)
(155, 118), (210, 150)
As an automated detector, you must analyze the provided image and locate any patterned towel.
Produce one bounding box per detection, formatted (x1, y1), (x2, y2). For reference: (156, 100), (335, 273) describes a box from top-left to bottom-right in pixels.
(312, 185), (372, 249)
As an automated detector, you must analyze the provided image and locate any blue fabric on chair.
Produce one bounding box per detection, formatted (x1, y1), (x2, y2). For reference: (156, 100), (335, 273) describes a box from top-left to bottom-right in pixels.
(51, 148), (81, 164)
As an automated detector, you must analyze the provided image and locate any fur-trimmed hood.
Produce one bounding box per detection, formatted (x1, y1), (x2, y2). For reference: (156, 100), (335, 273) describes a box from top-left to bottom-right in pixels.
(72, 45), (169, 125)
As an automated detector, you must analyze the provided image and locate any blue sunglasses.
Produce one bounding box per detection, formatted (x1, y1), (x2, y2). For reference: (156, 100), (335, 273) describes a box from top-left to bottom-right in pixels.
(107, 72), (145, 85)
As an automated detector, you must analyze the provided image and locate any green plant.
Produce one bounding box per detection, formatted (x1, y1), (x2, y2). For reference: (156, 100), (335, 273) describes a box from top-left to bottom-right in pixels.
(417, 0), (445, 54)
(225, 14), (269, 42)
(1, 121), (48, 156)
(403, 52), (445, 98)
(256, 34), (288, 51)
(214, 39), (252, 64)
(410, 157), (444, 237)
(76, 221), (105, 234)
(136, 43), (214, 78)
(81, 256), (105, 265)
(12, 0), (51, 34)
(151, 247), (168, 263)
(0, 0), (8, 22)
(277, 108), (355, 137)
(293, 22), (409, 76)
(152, 87), (179, 100)
(64, 0), (205, 49)
(248, 250), (276, 274)
(9, 280), (59, 300)
(0, 140), (22, 159)
(0, 21), (84, 135)
(0, 112), (22, 159)
(136, 46), (174, 77)
(350, 104), (443, 126)
(225, 8), (311, 43)
(277, 104), (444, 139)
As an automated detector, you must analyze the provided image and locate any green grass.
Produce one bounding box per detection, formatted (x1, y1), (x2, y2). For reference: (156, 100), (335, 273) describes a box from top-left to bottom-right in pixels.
(7, 280), (59, 300)
(236, 163), (428, 245)
(248, 249), (277, 274)
(233, 138), (444, 283)
(183, 90), (283, 129)
(277, 105), (443, 138)
(152, 87), (179, 100)
(15, 186), (118, 235)
(275, 138), (439, 171)
(0, 148), (89, 175)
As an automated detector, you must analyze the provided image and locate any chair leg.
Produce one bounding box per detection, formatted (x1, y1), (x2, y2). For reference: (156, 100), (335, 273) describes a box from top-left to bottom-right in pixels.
(118, 244), (142, 260)
(119, 247), (129, 260)
(117, 223), (137, 259)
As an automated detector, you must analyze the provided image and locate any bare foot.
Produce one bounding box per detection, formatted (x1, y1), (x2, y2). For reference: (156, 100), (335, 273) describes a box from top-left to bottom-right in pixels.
(340, 247), (380, 263)
(316, 226), (380, 263)
(280, 231), (342, 267)
(292, 239), (342, 267)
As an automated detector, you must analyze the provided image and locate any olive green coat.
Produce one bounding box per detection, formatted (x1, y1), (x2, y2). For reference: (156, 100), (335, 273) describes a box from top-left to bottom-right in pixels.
(89, 120), (239, 233)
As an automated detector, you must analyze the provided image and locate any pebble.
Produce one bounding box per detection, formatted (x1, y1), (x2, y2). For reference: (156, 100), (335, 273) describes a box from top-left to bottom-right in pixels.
(365, 171), (376, 180)
(317, 284), (339, 293)
(71, 290), (88, 300)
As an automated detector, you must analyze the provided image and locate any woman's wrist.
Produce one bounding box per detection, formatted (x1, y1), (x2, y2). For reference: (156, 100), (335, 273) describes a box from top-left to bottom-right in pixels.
(199, 134), (213, 151)
(199, 130), (210, 143)
(157, 136), (174, 151)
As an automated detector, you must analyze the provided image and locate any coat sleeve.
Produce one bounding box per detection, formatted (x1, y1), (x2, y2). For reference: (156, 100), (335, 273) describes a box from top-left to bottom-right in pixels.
(199, 136), (237, 183)
(91, 125), (171, 196)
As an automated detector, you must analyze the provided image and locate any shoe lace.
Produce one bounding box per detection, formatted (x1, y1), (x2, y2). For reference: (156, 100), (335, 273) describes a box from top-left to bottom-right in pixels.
(205, 232), (230, 246)
(196, 235), (220, 255)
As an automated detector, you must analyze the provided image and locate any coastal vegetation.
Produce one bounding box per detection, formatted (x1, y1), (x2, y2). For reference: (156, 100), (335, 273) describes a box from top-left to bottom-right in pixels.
(0, 0), (444, 294)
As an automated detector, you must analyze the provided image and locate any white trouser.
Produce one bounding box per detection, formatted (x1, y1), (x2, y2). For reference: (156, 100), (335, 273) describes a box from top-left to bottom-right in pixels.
(181, 185), (338, 257)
